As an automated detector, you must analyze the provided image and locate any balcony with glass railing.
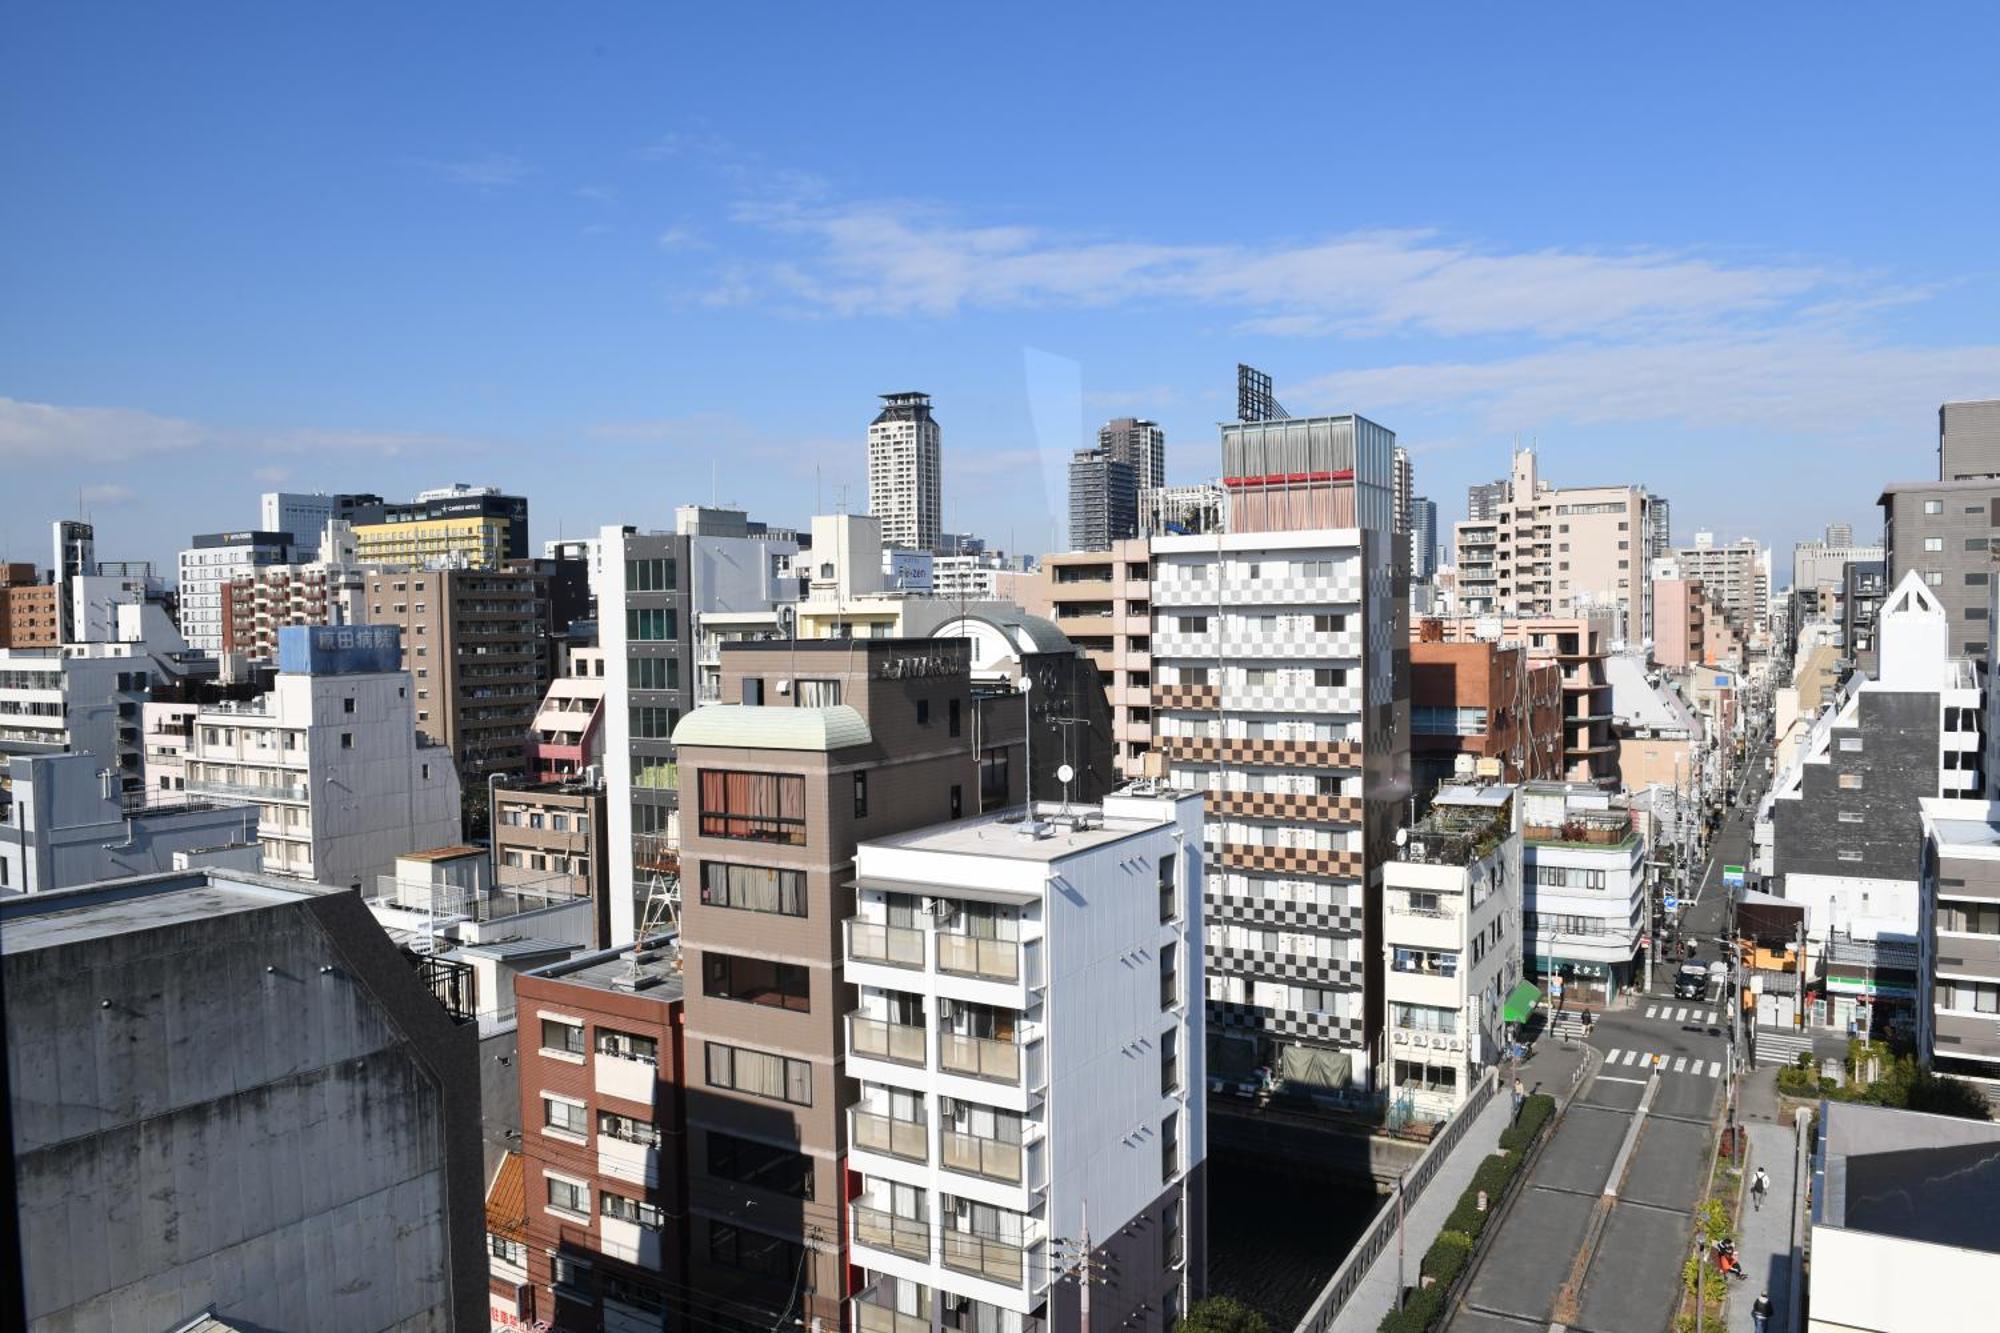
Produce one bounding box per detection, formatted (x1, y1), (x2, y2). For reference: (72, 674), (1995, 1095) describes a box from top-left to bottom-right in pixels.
(853, 1290), (930, 1333)
(935, 931), (1020, 983)
(851, 1203), (931, 1263)
(938, 1029), (1028, 1085)
(939, 1219), (1040, 1289)
(848, 1012), (928, 1067)
(939, 1127), (1025, 1185)
(850, 1107), (929, 1164)
(847, 918), (928, 970)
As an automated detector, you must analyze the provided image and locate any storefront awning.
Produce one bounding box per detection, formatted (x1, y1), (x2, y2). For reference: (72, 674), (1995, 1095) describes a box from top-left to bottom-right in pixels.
(1502, 980), (1542, 1024)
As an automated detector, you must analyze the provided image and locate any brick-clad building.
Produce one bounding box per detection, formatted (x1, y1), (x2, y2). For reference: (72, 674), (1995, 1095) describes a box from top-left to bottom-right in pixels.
(1409, 629), (1564, 802)
(0, 562), (58, 648)
(667, 638), (1026, 1332)
(511, 943), (688, 1331)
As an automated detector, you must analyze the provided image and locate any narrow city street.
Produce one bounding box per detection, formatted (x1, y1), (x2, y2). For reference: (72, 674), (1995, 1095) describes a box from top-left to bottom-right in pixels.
(1446, 739), (1766, 1332)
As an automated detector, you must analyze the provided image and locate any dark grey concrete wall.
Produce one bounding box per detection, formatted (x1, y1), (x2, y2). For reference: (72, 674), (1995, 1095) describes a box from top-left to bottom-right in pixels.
(1774, 691), (1937, 885)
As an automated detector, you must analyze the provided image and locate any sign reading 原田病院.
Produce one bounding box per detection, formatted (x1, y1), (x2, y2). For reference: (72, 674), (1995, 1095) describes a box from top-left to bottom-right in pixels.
(277, 624), (404, 675)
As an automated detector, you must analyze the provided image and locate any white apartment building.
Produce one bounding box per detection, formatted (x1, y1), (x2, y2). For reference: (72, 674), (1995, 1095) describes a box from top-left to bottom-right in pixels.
(0, 751), (256, 894)
(1151, 515), (1404, 1094)
(1521, 782), (1648, 1005)
(186, 625), (460, 887)
(844, 790), (1207, 1333)
(1383, 786), (1525, 1118)
(177, 529), (299, 653)
(869, 392), (943, 552)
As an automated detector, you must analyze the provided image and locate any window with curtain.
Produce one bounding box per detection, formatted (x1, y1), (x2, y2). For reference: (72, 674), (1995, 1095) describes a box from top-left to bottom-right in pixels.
(700, 770), (807, 844)
(705, 1041), (812, 1105)
(700, 862), (807, 916)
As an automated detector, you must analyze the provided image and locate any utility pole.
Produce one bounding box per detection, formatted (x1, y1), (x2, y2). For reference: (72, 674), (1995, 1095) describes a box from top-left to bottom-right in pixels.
(1052, 1200), (1102, 1333)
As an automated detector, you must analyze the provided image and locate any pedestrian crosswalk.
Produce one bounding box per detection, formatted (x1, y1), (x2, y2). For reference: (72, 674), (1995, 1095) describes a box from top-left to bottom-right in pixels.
(1601, 1047), (1725, 1079)
(1643, 1004), (1724, 1026)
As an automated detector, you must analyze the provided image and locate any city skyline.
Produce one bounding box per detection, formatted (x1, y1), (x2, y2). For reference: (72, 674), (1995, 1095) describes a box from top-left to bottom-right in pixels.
(5, 7), (1997, 577)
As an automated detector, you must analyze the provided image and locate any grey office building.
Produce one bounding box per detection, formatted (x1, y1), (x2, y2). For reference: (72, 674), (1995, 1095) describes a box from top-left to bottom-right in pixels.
(1940, 399), (2000, 481)
(1099, 416), (1167, 494)
(1878, 480), (2000, 662)
(1069, 446), (1139, 551)
(1411, 495), (1438, 580)
(1843, 559), (1886, 674)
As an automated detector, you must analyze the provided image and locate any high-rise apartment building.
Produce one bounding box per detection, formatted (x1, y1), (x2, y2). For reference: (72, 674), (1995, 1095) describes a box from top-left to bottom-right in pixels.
(1939, 398), (2000, 481)
(1878, 479), (2000, 662)
(845, 788), (1208, 1332)
(221, 520), (369, 661)
(186, 625), (462, 887)
(1099, 416), (1167, 494)
(1452, 450), (1658, 639)
(1673, 534), (1771, 635)
(349, 484), (531, 570)
(1411, 496), (1438, 581)
(1392, 445), (1413, 549)
(1421, 614), (1619, 785)
(667, 637), (1025, 1331)
(3, 867), (487, 1332)
(0, 562), (58, 648)
(177, 529), (299, 652)
(1843, 559), (1887, 674)
(1152, 411), (1406, 1095)
(599, 526), (697, 943)
(1916, 799), (2000, 1094)
(364, 564), (552, 782)
(1067, 446), (1139, 551)
(1647, 495), (1671, 559)
(1408, 631), (1563, 798)
(1039, 540), (1154, 779)
(869, 392), (943, 552)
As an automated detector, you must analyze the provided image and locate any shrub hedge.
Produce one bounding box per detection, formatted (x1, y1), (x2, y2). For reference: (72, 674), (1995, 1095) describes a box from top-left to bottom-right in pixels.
(1377, 1089), (1560, 1332)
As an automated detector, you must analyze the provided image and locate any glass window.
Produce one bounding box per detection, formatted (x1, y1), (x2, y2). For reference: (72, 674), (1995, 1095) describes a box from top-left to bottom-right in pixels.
(707, 1130), (815, 1199)
(547, 1176), (589, 1216)
(705, 1041), (812, 1106)
(702, 952), (811, 1011)
(626, 557), (677, 592)
(543, 1096), (588, 1136)
(695, 770), (807, 844)
(599, 1110), (663, 1147)
(597, 1028), (659, 1064)
(601, 1190), (665, 1229)
(540, 1018), (585, 1055)
(626, 607), (677, 641)
(631, 656), (679, 690)
(854, 771), (869, 819)
(700, 861), (807, 916)
(631, 706), (680, 739)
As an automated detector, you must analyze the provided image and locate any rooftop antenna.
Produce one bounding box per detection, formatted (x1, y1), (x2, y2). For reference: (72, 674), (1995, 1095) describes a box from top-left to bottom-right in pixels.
(1051, 714), (1088, 817)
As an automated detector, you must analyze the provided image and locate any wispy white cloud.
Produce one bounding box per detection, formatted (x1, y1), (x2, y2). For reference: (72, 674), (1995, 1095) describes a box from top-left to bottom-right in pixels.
(656, 226), (702, 251)
(0, 396), (486, 463)
(421, 153), (534, 187)
(81, 483), (136, 505)
(574, 184), (619, 206)
(1290, 336), (2000, 438)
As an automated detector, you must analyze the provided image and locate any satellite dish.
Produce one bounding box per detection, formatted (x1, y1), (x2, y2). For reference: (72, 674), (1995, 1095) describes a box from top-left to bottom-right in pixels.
(1056, 763), (1075, 785)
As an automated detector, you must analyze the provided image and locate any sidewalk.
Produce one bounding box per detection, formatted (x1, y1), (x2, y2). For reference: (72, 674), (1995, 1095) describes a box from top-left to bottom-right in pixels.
(1332, 1037), (1593, 1332)
(1728, 1118), (1802, 1332)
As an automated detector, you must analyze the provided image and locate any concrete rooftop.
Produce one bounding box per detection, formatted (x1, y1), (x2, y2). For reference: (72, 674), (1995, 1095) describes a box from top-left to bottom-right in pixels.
(0, 871), (330, 956)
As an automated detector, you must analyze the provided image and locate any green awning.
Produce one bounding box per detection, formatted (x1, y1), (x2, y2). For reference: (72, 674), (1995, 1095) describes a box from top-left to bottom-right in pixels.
(1501, 980), (1542, 1024)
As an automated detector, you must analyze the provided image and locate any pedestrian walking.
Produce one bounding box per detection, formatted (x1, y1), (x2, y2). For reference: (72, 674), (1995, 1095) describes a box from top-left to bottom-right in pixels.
(1751, 1165), (1770, 1211)
(1511, 1076), (1525, 1121)
(1752, 1290), (1772, 1333)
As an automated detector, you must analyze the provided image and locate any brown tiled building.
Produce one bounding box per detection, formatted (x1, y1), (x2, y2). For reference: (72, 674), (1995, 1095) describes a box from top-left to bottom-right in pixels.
(365, 564), (552, 781)
(1, 563), (59, 648)
(1028, 540), (1155, 779)
(221, 563), (366, 661)
(667, 638), (1026, 1332)
(1409, 630), (1564, 802)
(512, 943), (689, 1332)
(1421, 613), (1619, 786)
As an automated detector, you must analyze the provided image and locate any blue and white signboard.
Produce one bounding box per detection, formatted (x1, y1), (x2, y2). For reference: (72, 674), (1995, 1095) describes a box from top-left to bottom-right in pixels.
(1663, 894), (1679, 912)
(278, 624), (403, 675)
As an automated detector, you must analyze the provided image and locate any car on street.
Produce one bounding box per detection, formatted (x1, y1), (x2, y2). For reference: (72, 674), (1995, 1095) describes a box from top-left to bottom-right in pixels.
(1674, 962), (1709, 999)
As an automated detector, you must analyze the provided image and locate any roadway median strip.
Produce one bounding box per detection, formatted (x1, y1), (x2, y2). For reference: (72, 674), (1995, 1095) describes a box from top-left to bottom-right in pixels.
(1553, 1064), (1662, 1323)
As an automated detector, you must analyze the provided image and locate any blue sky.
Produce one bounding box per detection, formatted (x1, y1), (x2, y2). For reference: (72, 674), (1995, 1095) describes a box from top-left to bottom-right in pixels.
(6, 4), (1998, 579)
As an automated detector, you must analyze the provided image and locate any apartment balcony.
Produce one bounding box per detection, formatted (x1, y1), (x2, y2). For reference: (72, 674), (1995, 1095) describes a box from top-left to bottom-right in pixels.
(936, 933), (1021, 984)
(941, 1227), (1036, 1289)
(1159, 734), (1361, 770)
(849, 1012), (927, 1067)
(1152, 682), (1220, 712)
(190, 777), (309, 804)
(1054, 611), (1114, 638)
(850, 1108), (929, 1164)
(851, 1203), (931, 1264)
(938, 1030), (1038, 1087)
(940, 1127), (1032, 1186)
(847, 918), (928, 970)
(1216, 841), (1364, 880)
(1203, 789), (1360, 826)
(853, 1291), (931, 1333)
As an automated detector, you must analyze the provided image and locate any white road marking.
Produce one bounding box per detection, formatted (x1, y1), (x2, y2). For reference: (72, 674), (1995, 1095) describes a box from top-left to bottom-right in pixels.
(1606, 1047), (1623, 1065)
(1673, 1056), (1688, 1073)
(1708, 1060), (1722, 1078)
(1645, 1005), (1660, 1020)
(1597, 1075), (1650, 1085)
(1622, 1049), (1640, 1066)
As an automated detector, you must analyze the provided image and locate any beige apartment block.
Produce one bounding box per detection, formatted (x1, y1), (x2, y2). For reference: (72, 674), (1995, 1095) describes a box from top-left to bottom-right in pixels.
(1037, 539), (1154, 778)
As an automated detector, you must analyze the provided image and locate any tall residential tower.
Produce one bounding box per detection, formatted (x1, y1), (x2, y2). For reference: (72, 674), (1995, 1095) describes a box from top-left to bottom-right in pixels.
(869, 393), (943, 552)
